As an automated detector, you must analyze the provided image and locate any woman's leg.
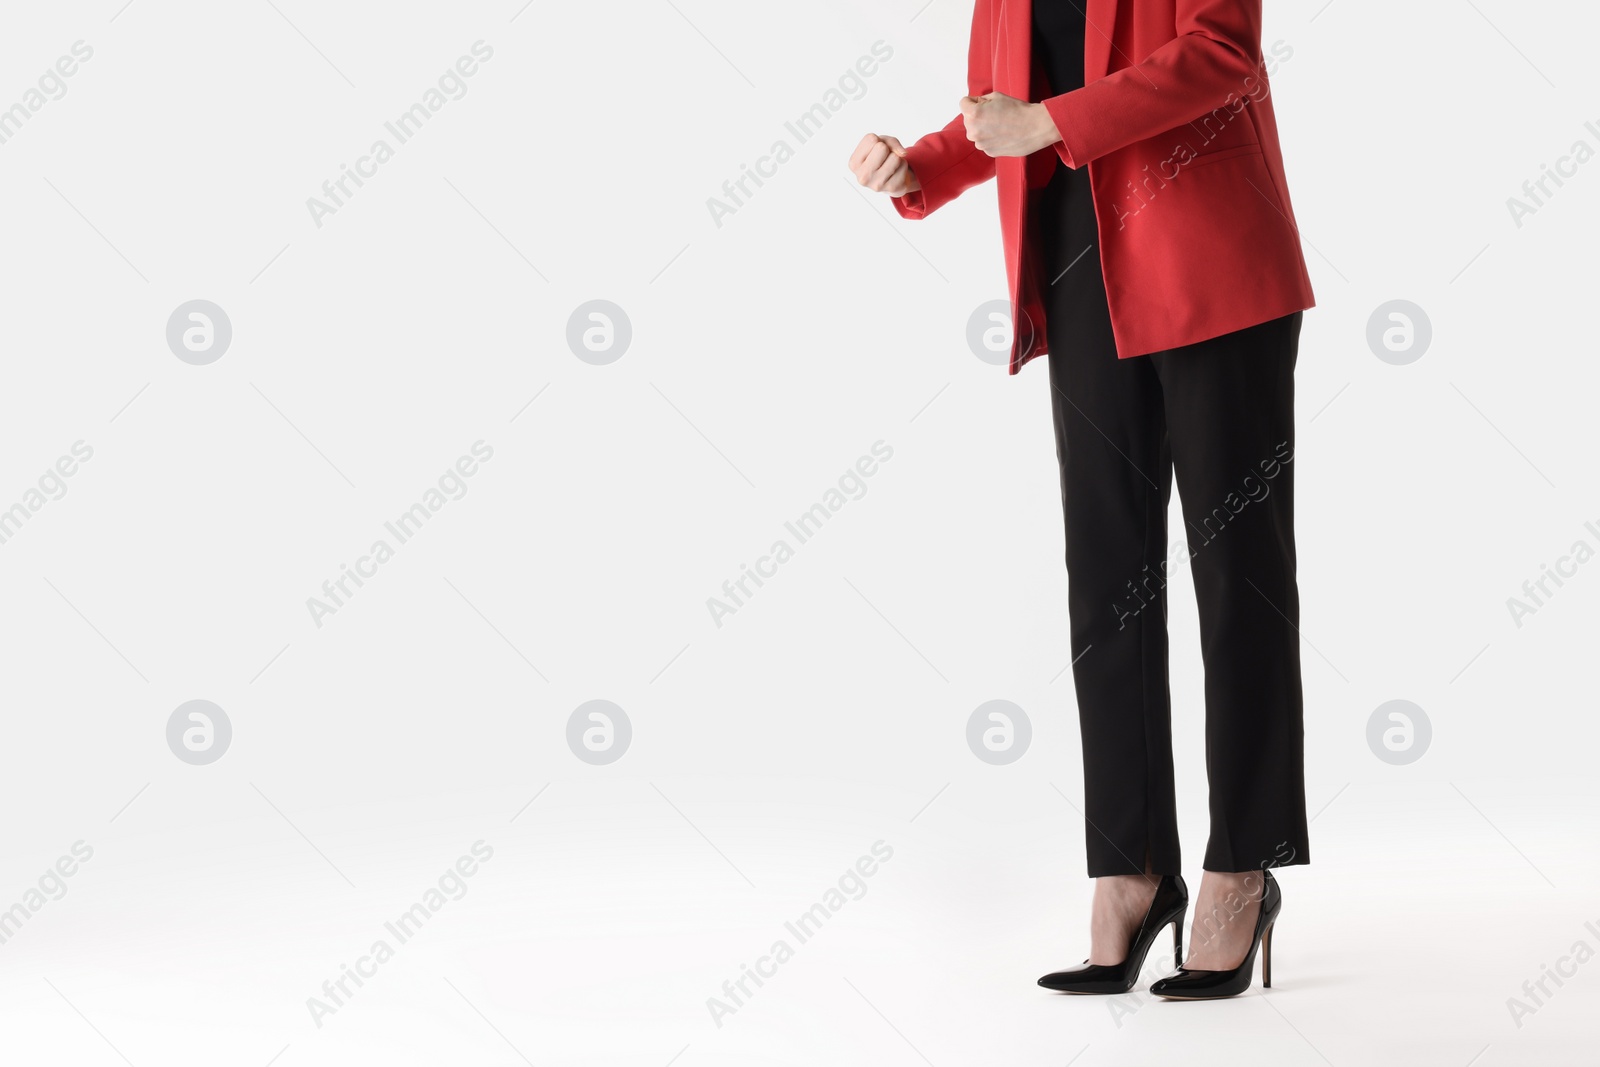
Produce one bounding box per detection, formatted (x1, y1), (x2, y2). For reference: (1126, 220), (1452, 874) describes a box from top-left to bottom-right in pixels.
(1041, 165), (1182, 881)
(1149, 312), (1311, 876)
(1050, 346), (1184, 879)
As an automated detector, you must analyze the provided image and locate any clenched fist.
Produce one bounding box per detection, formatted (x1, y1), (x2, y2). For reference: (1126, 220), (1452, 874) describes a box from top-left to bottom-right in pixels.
(849, 133), (921, 196)
(960, 93), (1062, 157)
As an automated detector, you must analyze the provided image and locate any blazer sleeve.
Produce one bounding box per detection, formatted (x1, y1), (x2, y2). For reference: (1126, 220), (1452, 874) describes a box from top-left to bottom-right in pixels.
(1042, 0), (1265, 169)
(892, 0), (997, 220)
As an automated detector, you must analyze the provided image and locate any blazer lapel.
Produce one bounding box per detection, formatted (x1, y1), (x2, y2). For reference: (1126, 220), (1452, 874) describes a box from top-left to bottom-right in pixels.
(1001, 0), (1032, 95)
(1083, 0), (1117, 81)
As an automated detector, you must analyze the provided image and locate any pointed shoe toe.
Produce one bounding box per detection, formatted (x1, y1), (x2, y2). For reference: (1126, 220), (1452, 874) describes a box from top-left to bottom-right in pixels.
(1038, 961), (1136, 995)
(1038, 874), (1187, 995)
(1148, 966), (1245, 999)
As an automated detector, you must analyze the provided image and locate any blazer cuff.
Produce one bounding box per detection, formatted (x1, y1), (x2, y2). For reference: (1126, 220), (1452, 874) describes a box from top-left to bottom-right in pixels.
(892, 185), (930, 220)
(1042, 93), (1082, 169)
(894, 136), (990, 219)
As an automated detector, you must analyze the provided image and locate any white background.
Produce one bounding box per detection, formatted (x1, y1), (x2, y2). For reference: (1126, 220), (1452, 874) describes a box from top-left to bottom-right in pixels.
(1, 1), (1596, 1064)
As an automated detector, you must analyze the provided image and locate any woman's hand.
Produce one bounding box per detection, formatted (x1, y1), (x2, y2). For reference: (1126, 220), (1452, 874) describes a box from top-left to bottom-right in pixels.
(960, 93), (1062, 157)
(849, 133), (921, 196)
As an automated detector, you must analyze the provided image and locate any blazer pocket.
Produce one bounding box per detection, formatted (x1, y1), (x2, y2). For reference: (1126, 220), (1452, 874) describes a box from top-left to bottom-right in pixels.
(1183, 144), (1265, 171)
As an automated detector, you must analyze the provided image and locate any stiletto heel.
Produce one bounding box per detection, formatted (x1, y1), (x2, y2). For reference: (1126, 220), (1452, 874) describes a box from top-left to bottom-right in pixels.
(1172, 917), (1183, 964)
(1262, 921), (1274, 988)
(1038, 874), (1189, 995)
(1149, 868), (1282, 1000)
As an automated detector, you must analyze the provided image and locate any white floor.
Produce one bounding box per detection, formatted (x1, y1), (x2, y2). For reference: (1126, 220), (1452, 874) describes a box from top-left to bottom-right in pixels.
(4, 771), (1595, 1065)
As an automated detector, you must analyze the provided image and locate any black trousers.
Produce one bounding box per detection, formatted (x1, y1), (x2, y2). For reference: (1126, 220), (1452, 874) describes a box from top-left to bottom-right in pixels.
(1035, 160), (1310, 877)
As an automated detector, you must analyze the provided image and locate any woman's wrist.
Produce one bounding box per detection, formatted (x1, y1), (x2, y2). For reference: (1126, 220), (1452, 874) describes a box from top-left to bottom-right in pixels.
(1032, 101), (1064, 153)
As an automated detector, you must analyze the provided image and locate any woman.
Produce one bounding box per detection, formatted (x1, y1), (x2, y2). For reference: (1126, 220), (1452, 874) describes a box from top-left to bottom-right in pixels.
(849, 0), (1314, 999)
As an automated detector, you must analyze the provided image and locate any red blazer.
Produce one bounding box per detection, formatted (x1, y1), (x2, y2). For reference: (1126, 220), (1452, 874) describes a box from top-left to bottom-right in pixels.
(893, 0), (1315, 373)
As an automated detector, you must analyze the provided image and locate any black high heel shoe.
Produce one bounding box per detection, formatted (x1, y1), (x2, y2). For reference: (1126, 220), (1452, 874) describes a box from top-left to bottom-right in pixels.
(1038, 874), (1187, 994)
(1149, 868), (1281, 1000)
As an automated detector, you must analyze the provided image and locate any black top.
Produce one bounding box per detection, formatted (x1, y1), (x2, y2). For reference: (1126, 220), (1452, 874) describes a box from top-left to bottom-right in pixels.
(1032, 1), (1087, 97)
(1029, 3), (1111, 360)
